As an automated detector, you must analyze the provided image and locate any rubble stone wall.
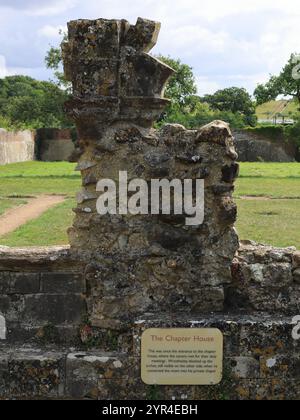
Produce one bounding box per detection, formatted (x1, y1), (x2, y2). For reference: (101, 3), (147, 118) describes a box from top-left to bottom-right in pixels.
(0, 244), (299, 400)
(63, 18), (240, 330)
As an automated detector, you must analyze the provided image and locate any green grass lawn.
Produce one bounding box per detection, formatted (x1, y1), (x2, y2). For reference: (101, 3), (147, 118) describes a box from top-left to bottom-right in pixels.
(0, 199), (74, 247)
(0, 161), (80, 197)
(256, 99), (298, 120)
(0, 198), (27, 216)
(0, 161), (299, 248)
(236, 199), (300, 249)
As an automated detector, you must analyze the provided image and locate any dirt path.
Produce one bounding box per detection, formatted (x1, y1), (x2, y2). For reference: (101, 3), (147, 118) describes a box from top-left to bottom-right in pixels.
(0, 195), (66, 237)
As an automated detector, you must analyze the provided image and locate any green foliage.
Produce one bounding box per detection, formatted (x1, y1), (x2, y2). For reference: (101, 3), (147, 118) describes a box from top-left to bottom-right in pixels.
(245, 125), (284, 142)
(284, 115), (300, 149)
(159, 100), (248, 129)
(245, 117), (300, 150)
(45, 30), (70, 90)
(255, 99), (298, 121)
(254, 53), (300, 106)
(156, 56), (197, 105)
(0, 76), (71, 130)
(254, 76), (280, 105)
(202, 87), (257, 126)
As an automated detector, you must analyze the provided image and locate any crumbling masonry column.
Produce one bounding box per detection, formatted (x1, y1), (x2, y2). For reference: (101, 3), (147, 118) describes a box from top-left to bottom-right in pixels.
(63, 18), (239, 330)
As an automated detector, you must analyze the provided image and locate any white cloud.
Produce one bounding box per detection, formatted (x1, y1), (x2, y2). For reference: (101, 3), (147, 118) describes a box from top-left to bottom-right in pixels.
(1, 0), (300, 95)
(38, 25), (67, 38)
(196, 77), (221, 95)
(0, 0), (78, 16)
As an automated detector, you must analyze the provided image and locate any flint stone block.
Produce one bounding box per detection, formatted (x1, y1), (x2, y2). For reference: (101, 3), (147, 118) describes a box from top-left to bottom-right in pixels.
(260, 356), (300, 379)
(66, 352), (136, 399)
(230, 357), (260, 379)
(293, 268), (300, 284)
(222, 163), (240, 183)
(293, 252), (300, 269)
(192, 287), (224, 312)
(40, 272), (85, 293)
(63, 18), (238, 329)
(8, 349), (65, 398)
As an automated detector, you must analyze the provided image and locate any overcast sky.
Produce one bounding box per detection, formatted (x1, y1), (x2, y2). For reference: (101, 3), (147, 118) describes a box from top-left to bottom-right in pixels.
(0, 0), (299, 95)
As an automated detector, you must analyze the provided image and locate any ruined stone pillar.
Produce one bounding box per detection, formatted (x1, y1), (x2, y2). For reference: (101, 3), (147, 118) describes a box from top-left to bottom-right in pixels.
(63, 18), (239, 330)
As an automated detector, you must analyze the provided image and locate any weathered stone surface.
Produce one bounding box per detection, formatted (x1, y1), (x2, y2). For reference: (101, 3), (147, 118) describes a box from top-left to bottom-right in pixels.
(40, 272), (85, 293)
(63, 18), (240, 329)
(0, 272), (10, 294)
(10, 273), (40, 294)
(229, 243), (299, 314)
(7, 347), (65, 398)
(293, 251), (300, 268)
(23, 294), (86, 324)
(230, 357), (260, 379)
(293, 268), (300, 284)
(125, 17), (161, 53)
(66, 352), (137, 399)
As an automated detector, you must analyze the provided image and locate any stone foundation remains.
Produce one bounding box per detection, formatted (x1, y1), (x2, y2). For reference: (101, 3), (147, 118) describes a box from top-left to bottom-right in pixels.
(0, 18), (299, 400)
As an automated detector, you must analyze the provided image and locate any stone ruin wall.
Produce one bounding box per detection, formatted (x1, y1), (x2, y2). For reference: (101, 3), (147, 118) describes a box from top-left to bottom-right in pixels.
(62, 18), (240, 329)
(0, 243), (299, 399)
(0, 18), (299, 400)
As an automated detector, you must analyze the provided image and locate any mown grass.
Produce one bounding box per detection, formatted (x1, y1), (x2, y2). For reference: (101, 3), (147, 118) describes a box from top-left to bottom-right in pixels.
(0, 161), (299, 248)
(256, 99), (298, 119)
(0, 198), (27, 216)
(236, 199), (300, 249)
(235, 163), (300, 199)
(0, 199), (74, 247)
(238, 162), (300, 179)
(0, 161), (80, 197)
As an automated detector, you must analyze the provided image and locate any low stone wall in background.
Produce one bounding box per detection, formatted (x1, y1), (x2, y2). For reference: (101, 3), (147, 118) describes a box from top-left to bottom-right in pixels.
(0, 128), (76, 165)
(0, 127), (298, 165)
(233, 130), (297, 162)
(35, 128), (76, 162)
(0, 128), (35, 165)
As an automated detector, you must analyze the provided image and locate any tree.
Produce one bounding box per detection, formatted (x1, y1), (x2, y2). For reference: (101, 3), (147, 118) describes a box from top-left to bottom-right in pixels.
(254, 53), (300, 108)
(156, 56), (197, 106)
(45, 31), (70, 90)
(253, 76), (280, 105)
(202, 87), (257, 126)
(0, 76), (71, 129)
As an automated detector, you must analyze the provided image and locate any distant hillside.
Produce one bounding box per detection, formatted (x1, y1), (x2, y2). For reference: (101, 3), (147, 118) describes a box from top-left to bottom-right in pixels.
(256, 100), (298, 123)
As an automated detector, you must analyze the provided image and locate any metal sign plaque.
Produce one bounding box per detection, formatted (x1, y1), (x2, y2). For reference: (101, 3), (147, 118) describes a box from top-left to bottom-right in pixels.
(141, 328), (223, 385)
